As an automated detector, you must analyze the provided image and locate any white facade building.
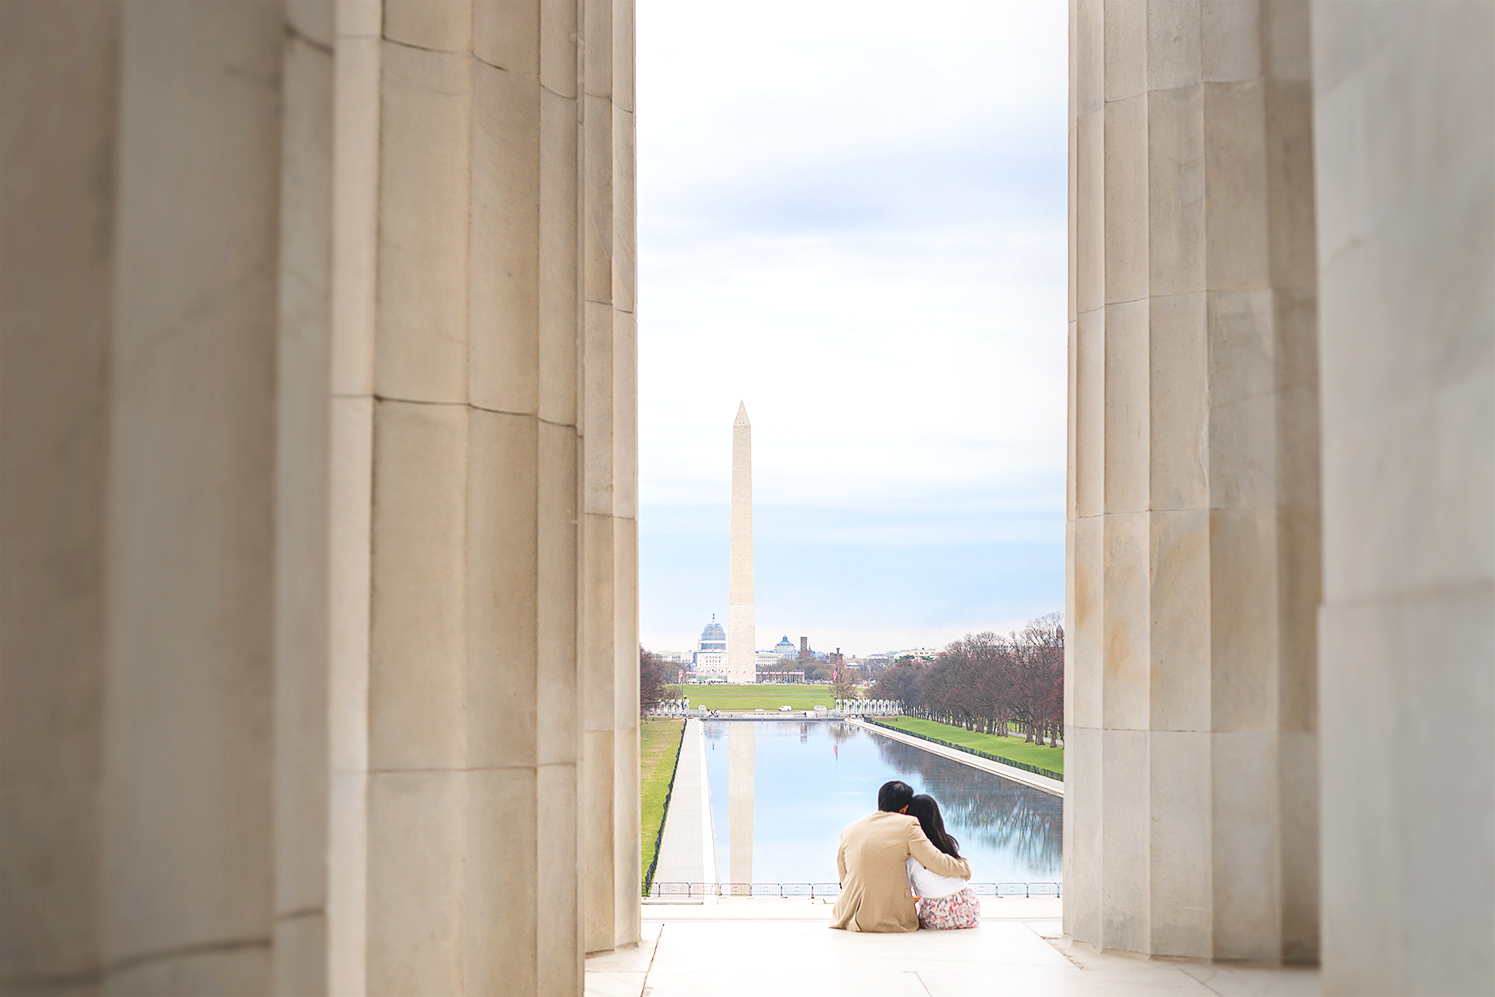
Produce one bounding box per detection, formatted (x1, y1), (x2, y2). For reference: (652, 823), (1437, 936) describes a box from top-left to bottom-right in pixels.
(691, 616), (728, 679)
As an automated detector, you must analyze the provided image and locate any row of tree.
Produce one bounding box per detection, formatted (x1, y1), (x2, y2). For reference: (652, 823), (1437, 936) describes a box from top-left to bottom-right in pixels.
(870, 613), (1064, 746)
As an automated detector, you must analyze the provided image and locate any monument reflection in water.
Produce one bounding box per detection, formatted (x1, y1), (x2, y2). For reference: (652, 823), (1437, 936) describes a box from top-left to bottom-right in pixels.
(701, 720), (1061, 885)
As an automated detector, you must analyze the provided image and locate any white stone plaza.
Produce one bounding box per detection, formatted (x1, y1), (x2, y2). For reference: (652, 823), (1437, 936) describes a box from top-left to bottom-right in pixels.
(587, 902), (1321, 997)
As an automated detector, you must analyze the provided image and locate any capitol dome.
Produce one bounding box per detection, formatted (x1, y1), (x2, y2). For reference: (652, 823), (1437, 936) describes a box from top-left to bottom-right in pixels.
(698, 615), (726, 652)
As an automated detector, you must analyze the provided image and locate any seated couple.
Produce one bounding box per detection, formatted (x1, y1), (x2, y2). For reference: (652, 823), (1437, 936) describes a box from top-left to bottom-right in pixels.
(830, 780), (980, 932)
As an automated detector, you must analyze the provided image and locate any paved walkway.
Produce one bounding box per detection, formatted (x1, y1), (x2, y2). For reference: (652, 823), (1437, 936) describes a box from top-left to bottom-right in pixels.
(586, 900), (1319, 996)
(650, 718), (716, 889)
(846, 718), (1065, 796)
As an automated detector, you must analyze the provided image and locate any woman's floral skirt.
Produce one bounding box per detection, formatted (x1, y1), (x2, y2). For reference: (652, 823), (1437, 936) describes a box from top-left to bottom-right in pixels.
(916, 887), (980, 929)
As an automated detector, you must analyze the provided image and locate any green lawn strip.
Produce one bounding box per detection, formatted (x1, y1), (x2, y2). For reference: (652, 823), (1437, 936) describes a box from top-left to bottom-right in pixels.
(879, 717), (1064, 777)
(639, 719), (686, 894)
(675, 683), (843, 712)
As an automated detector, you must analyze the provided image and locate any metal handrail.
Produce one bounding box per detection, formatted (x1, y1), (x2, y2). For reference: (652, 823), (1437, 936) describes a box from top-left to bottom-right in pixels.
(648, 881), (1061, 899)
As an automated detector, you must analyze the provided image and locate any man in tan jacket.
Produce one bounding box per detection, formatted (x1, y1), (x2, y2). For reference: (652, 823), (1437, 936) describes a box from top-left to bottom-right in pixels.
(829, 780), (973, 932)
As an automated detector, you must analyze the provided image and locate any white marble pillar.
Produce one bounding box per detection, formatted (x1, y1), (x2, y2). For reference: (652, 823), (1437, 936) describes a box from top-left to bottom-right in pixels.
(728, 403), (756, 684)
(294, 0), (637, 989)
(1311, 3), (1495, 993)
(0, 1), (638, 994)
(1065, 0), (1320, 962)
(0, 3), (118, 992)
(580, 0), (642, 958)
(101, 3), (285, 990)
(274, 0), (336, 991)
(352, 2), (602, 991)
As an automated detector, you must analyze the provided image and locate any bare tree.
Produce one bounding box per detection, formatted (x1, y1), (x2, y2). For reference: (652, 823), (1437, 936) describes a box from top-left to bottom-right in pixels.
(639, 646), (669, 714)
(831, 671), (857, 700)
(886, 615), (1063, 747)
(872, 660), (925, 709)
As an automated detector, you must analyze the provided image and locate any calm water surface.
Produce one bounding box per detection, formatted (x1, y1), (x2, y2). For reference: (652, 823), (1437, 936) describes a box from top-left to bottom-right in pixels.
(701, 720), (1061, 885)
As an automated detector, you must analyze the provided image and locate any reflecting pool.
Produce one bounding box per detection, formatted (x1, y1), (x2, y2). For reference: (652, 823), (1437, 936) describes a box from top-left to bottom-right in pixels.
(700, 720), (1062, 885)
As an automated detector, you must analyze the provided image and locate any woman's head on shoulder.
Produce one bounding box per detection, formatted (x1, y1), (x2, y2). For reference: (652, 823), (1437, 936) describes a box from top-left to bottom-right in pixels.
(908, 793), (961, 858)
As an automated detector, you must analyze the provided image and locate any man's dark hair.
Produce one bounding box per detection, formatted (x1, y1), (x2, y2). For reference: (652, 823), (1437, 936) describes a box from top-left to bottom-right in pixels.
(877, 780), (915, 812)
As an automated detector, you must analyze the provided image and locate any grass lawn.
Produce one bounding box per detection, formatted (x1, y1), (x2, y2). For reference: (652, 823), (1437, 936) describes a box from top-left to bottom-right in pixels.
(640, 719), (686, 893)
(878, 716), (1064, 777)
(673, 683), (843, 712)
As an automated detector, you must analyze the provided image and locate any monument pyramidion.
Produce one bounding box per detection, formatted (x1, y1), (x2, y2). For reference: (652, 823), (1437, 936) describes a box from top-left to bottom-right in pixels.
(728, 402), (756, 684)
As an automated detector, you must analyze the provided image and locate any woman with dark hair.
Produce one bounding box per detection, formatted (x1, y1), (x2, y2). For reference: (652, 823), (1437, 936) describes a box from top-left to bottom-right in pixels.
(905, 795), (980, 929)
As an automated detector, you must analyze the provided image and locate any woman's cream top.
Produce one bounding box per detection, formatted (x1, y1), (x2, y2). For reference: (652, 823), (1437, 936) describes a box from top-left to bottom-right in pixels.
(906, 855), (969, 899)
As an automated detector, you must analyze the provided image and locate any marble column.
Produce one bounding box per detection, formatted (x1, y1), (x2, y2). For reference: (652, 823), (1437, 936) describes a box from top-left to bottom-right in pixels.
(102, 3), (285, 990)
(352, 1), (610, 990)
(313, 0), (639, 987)
(0, 3), (118, 992)
(728, 403), (757, 685)
(580, 0), (642, 958)
(0, 2), (638, 993)
(274, 2), (335, 993)
(325, 5), (379, 991)
(1065, 0), (1320, 962)
(1311, 3), (1495, 993)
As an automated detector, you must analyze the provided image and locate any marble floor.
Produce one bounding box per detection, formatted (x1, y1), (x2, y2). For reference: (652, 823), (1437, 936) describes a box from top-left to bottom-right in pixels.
(585, 899), (1320, 997)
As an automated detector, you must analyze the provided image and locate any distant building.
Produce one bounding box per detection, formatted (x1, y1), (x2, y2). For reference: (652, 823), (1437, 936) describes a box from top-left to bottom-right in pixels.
(697, 615), (725, 654)
(772, 635), (796, 658)
(693, 615), (728, 678)
(865, 648), (941, 666)
(693, 652), (726, 678)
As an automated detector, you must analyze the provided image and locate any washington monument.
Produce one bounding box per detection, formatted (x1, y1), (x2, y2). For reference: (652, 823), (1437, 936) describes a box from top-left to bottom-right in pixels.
(728, 402), (756, 684)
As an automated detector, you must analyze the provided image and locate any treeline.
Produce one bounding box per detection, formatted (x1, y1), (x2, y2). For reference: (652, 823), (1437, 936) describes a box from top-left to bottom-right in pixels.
(871, 613), (1063, 747)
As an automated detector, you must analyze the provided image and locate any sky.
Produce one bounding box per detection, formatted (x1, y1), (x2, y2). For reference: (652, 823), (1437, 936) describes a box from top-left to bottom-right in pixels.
(636, 0), (1069, 657)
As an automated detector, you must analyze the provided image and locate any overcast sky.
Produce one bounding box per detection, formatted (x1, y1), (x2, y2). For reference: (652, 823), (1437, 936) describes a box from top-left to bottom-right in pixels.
(636, 0), (1069, 656)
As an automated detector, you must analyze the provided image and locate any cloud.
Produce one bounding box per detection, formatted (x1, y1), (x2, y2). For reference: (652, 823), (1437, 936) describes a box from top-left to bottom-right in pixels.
(637, 0), (1069, 654)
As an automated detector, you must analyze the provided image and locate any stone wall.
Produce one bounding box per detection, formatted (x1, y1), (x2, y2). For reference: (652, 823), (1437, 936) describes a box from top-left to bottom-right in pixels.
(1312, 3), (1494, 993)
(0, 2), (638, 994)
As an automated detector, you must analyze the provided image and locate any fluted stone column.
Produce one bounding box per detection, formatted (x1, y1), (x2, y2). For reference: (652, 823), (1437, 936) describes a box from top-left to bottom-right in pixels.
(1, 2), (637, 994)
(343, 2), (624, 991)
(1065, 0), (1320, 962)
(0, 3), (119, 992)
(579, 0), (641, 958)
(275, 2), (335, 993)
(102, 4), (285, 991)
(1312, 3), (1495, 993)
(302, 1), (636, 990)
